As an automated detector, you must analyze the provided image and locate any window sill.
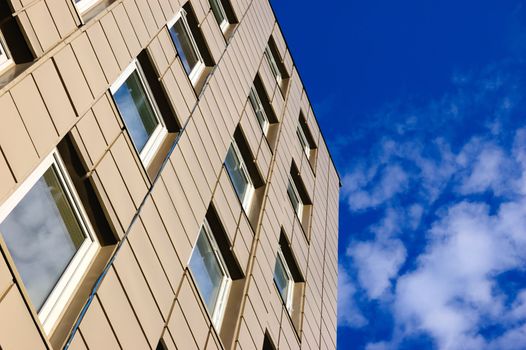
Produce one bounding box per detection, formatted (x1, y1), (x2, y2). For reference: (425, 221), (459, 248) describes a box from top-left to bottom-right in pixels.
(0, 62), (33, 93)
(192, 65), (212, 96)
(145, 131), (178, 180)
(222, 23), (237, 43)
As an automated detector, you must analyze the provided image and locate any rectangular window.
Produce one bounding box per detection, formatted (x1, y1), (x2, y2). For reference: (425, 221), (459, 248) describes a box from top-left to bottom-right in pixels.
(209, 0), (229, 31)
(287, 176), (303, 220)
(274, 249), (294, 311)
(248, 86), (269, 134)
(264, 46), (281, 85)
(73, 0), (100, 13)
(0, 151), (99, 333)
(188, 220), (231, 326)
(168, 10), (206, 84)
(0, 33), (13, 73)
(296, 123), (310, 158)
(111, 60), (167, 166)
(225, 142), (254, 210)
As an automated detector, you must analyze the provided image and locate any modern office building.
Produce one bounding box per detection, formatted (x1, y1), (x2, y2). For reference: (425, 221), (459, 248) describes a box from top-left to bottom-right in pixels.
(0, 0), (339, 349)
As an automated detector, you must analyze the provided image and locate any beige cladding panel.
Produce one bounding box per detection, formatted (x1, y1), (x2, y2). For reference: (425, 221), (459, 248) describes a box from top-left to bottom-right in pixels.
(0, 287), (46, 350)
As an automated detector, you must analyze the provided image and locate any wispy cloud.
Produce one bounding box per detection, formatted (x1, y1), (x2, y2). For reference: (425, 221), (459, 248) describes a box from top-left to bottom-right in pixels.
(338, 61), (526, 349)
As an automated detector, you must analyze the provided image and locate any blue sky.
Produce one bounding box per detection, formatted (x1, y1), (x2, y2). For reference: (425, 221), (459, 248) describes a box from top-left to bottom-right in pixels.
(271, 1), (526, 349)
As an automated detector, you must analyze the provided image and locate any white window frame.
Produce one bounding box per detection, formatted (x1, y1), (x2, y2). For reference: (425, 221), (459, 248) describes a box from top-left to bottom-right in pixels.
(110, 59), (168, 167)
(0, 150), (99, 334)
(264, 46), (282, 86)
(189, 219), (232, 328)
(0, 33), (14, 73)
(73, 0), (100, 13)
(209, 0), (229, 32)
(276, 249), (294, 311)
(226, 141), (255, 211)
(296, 123), (310, 159)
(168, 9), (206, 85)
(249, 86), (270, 135)
(287, 175), (303, 220)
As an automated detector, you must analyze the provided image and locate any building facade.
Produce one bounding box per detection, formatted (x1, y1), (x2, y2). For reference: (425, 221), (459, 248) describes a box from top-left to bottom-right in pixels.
(0, 0), (339, 349)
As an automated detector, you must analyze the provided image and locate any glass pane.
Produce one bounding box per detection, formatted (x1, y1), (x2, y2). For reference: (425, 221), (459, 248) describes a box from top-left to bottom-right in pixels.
(0, 166), (87, 311)
(189, 229), (225, 313)
(287, 180), (300, 215)
(225, 146), (249, 202)
(265, 47), (280, 80)
(297, 125), (310, 156)
(114, 70), (160, 153)
(210, 0), (226, 26)
(274, 256), (290, 304)
(249, 89), (267, 132)
(169, 20), (200, 75)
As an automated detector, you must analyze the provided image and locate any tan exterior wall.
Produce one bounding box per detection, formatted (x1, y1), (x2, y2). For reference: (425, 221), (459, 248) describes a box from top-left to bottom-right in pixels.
(0, 0), (339, 349)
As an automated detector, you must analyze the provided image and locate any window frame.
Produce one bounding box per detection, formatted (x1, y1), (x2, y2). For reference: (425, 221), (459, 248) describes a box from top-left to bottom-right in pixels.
(287, 175), (303, 220)
(209, 0), (229, 32)
(296, 123), (310, 158)
(0, 33), (14, 73)
(275, 248), (294, 311)
(264, 46), (282, 86)
(110, 59), (168, 166)
(168, 9), (206, 85)
(189, 219), (232, 328)
(73, 0), (100, 13)
(0, 150), (99, 334)
(225, 141), (255, 211)
(248, 86), (270, 135)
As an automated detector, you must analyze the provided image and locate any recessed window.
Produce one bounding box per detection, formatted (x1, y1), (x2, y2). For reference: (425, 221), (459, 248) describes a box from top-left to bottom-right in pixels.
(273, 232), (305, 333)
(189, 219), (231, 326)
(0, 33), (13, 73)
(0, 150), (99, 333)
(168, 9), (206, 84)
(73, 0), (100, 13)
(225, 141), (255, 211)
(248, 86), (270, 135)
(264, 45), (281, 86)
(209, 0), (229, 31)
(111, 60), (167, 166)
(287, 175), (303, 220)
(296, 122), (310, 158)
(274, 248), (294, 311)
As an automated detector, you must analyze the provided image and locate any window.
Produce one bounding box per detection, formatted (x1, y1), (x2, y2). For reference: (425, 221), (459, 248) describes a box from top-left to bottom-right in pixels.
(0, 150), (99, 333)
(168, 9), (206, 84)
(273, 232), (305, 333)
(188, 219), (231, 326)
(274, 248), (294, 310)
(225, 141), (255, 211)
(248, 86), (269, 134)
(73, 0), (100, 13)
(287, 175), (303, 220)
(209, 0), (229, 31)
(111, 60), (167, 166)
(296, 122), (310, 158)
(264, 45), (281, 85)
(0, 32), (13, 73)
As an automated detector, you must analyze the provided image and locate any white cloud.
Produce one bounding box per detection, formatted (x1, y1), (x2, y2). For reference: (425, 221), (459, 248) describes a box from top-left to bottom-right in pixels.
(349, 239), (406, 299)
(338, 266), (368, 328)
(343, 164), (410, 211)
(394, 199), (526, 350)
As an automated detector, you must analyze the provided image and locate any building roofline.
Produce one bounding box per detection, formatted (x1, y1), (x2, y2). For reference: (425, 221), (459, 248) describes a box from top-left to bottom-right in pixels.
(268, 1), (343, 187)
